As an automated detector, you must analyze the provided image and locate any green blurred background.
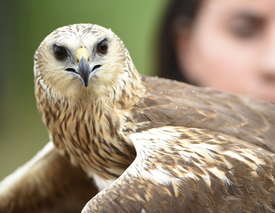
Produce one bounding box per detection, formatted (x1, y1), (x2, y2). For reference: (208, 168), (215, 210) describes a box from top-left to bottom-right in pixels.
(0, 1), (168, 179)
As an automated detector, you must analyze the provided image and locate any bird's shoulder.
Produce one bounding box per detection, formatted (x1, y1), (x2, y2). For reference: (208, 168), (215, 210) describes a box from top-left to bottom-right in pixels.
(129, 75), (275, 153)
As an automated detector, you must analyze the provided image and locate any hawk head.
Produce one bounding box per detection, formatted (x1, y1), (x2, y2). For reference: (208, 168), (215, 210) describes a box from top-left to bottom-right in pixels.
(34, 24), (141, 103)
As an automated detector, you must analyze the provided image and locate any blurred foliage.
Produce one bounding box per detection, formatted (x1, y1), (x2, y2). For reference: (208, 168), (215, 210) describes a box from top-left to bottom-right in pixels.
(0, 0), (168, 179)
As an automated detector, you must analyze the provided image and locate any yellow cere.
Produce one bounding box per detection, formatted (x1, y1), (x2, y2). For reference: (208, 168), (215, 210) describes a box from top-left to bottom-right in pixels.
(76, 47), (89, 62)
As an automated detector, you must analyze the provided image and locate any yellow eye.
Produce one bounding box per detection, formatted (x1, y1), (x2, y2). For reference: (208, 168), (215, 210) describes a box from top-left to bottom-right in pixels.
(97, 40), (108, 54)
(53, 45), (67, 60)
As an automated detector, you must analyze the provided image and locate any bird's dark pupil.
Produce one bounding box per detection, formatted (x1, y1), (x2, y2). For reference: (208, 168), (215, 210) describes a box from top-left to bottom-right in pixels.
(97, 40), (108, 54)
(101, 43), (107, 50)
(54, 45), (67, 59)
(57, 48), (64, 55)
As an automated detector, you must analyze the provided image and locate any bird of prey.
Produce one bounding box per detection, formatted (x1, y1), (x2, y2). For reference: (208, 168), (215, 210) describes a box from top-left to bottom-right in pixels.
(1, 23), (275, 213)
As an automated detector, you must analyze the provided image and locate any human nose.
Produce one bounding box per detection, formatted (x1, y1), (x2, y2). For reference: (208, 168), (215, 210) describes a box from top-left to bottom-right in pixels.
(259, 31), (275, 85)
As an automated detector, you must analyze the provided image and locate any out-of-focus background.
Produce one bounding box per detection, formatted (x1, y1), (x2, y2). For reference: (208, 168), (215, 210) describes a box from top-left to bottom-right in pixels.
(0, 1), (167, 179)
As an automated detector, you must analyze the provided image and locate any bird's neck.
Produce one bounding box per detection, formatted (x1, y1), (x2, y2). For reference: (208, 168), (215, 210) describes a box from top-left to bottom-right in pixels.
(37, 81), (144, 180)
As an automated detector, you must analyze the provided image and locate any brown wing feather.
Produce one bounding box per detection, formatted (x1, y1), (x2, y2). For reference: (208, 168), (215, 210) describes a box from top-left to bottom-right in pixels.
(131, 76), (275, 152)
(0, 142), (98, 213)
(82, 126), (275, 213)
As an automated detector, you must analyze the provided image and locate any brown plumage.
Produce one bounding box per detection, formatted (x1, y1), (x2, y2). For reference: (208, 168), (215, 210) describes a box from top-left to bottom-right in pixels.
(1, 23), (275, 213)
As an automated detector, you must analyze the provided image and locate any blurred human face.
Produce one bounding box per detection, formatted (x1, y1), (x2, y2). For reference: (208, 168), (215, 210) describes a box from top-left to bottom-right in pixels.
(175, 0), (275, 103)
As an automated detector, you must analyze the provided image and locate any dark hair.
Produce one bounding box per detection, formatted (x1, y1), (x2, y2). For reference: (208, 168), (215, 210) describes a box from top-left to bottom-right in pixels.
(157, 0), (202, 83)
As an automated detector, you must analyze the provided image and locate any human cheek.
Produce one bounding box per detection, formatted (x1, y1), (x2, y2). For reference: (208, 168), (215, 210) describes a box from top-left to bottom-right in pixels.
(201, 34), (260, 94)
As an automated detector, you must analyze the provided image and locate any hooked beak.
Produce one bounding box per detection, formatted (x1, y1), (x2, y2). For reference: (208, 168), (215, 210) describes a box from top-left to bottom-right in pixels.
(66, 47), (101, 87)
(78, 56), (90, 87)
(77, 47), (90, 87)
